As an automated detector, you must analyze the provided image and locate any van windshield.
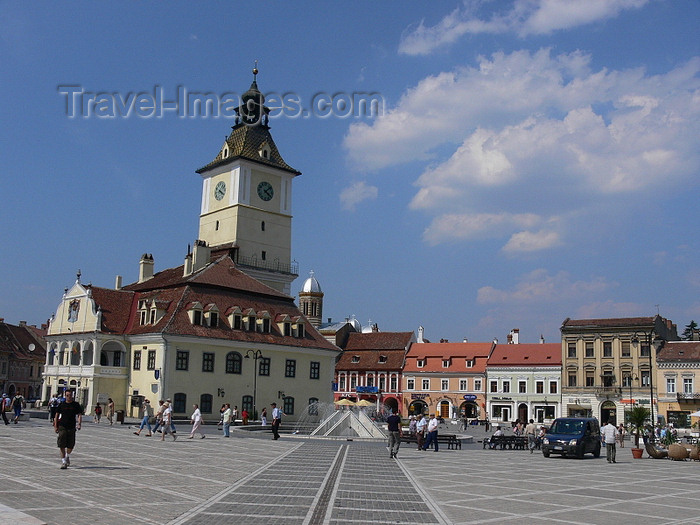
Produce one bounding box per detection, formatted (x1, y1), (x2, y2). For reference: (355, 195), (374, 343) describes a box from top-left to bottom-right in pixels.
(549, 420), (584, 435)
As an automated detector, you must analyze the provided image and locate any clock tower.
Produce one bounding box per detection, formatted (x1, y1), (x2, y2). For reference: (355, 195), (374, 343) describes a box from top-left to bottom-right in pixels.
(196, 67), (301, 295)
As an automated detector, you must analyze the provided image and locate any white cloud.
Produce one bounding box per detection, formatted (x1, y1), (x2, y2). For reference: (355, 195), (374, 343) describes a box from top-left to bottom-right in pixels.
(575, 300), (649, 319)
(477, 269), (613, 304)
(339, 181), (378, 211)
(345, 50), (700, 249)
(503, 230), (561, 253)
(422, 212), (542, 245)
(399, 0), (649, 55)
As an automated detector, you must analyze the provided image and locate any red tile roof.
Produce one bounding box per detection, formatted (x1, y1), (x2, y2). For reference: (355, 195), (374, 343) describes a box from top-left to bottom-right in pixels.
(403, 342), (493, 373)
(82, 255), (338, 352)
(336, 332), (414, 371)
(561, 317), (656, 329)
(657, 341), (700, 362)
(343, 332), (414, 351)
(488, 343), (562, 367)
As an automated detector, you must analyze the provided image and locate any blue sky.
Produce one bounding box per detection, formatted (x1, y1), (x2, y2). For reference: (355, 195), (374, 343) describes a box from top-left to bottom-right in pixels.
(1, 1), (698, 343)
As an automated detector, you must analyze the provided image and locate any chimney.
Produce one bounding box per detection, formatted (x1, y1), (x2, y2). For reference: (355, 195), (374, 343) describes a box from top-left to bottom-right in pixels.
(115, 275), (123, 290)
(138, 254), (154, 283)
(540, 334), (545, 344)
(191, 240), (211, 273)
(417, 326), (425, 343)
(183, 253), (193, 276)
(509, 328), (519, 344)
(19, 321), (27, 327)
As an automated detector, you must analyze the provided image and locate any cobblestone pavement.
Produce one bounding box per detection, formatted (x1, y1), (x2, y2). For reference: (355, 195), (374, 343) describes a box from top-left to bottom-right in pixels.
(1, 419), (700, 524)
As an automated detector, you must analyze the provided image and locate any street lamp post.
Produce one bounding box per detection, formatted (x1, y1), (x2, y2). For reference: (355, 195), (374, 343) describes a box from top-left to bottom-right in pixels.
(632, 331), (664, 431)
(245, 349), (264, 421)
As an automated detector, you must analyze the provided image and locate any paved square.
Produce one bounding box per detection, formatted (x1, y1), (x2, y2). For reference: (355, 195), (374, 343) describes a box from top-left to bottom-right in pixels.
(1, 419), (699, 525)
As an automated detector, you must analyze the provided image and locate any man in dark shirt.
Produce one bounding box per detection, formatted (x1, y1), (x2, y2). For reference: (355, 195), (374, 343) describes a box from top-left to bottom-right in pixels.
(53, 390), (83, 469)
(386, 408), (403, 458)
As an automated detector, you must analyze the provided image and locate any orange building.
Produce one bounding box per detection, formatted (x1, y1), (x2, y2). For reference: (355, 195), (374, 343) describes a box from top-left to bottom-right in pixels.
(402, 341), (494, 420)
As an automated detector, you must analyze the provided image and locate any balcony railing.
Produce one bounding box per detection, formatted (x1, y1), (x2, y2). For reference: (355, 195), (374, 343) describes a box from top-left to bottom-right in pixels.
(236, 255), (299, 276)
(677, 393), (700, 401)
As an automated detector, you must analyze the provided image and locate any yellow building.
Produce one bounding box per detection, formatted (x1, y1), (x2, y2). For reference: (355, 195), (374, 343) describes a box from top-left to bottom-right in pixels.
(561, 316), (679, 426)
(42, 70), (340, 420)
(657, 341), (700, 428)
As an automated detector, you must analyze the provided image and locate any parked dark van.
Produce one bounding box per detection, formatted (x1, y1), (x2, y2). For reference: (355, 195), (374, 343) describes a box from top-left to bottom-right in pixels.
(542, 417), (601, 458)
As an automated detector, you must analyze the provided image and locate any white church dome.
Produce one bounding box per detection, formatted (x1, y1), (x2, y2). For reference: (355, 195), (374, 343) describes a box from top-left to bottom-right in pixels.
(300, 270), (322, 293)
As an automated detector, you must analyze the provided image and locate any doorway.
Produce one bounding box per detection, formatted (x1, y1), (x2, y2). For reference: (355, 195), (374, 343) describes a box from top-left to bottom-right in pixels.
(601, 401), (617, 426)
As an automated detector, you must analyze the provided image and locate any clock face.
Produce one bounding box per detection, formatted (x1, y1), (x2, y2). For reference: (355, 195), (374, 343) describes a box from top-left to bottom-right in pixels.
(214, 181), (226, 201)
(257, 181), (274, 201)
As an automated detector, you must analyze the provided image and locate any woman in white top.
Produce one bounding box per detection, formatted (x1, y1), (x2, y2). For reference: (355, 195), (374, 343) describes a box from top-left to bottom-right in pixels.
(188, 404), (205, 439)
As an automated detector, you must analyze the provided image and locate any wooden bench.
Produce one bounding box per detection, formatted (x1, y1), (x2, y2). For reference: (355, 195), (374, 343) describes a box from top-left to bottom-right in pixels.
(483, 435), (528, 450)
(399, 433), (461, 449)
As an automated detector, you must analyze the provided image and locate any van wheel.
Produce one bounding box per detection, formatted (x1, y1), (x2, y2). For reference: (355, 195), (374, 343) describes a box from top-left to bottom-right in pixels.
(543, 450), (550, 457)
(593, 443), (601, 458)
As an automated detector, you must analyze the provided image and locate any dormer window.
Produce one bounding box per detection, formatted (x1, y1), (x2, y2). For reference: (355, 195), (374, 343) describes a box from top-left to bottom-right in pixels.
(351, 355), (360, 363)
(466, 359), (474, 368)
(227, 306), (243, 330)
(187, 301), (204, 326)
(276, 314), (292, 336)
(222, 143), (229, 159)
(140, 310), (147, 325)
(442, 359), (450, 368)
(417, 359), (425, 368)
(378, 355), (387, 364)
(293, 319), (305, 338)
(204, 304), (220, 328)
(149, 309), (156, 324)
(258, 143), (271, 159)
(243, 308), (256, 331)
(254, 311), (271, 333)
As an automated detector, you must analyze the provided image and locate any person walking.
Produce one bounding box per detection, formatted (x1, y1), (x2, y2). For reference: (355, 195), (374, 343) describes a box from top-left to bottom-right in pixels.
(151, 400), (166, 433)
(524, 418), (538, 453)
(260, 406), (267, 426)
(1, 394), (10, 425)
(48, 393), (59, 424)
(232, 406), (239, 426)
(415, 414), (427, 450)
(617, 424), (626, 448)
(222, 403), (232, 437)
(422, 413), (440, 452)
(54, 390), (83, 469)
(106, 398), (115, 425)
(93, 403), (102, 423)
(602, 420), (618, 463)
(133, 399), (153, 436)
(241, 408), (249, 426)
(11, 392), (24, 423)
(408, 416), (417, 436)
(271, 402), (283, 440)
(188, 404), (205, 439)
(160, 402), (177, 441)
(386, 408), (402, 458)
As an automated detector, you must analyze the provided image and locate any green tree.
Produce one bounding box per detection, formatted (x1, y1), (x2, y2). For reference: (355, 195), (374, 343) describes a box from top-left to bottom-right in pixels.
(682, 320), (698, 340)
(627, 405), (649, 449)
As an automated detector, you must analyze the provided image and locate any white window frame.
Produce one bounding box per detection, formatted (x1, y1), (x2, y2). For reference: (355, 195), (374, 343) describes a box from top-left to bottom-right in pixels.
(666, 377), (676, 394)
(422, 378), (430, 390)
(441, 379), (449, 391)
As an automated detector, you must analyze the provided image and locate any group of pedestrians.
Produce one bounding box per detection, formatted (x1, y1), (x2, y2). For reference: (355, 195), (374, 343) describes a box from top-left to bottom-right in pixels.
(133, 398), (177, 441)
(388, 412), (443, 459)
(1, 392), (28, 425)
